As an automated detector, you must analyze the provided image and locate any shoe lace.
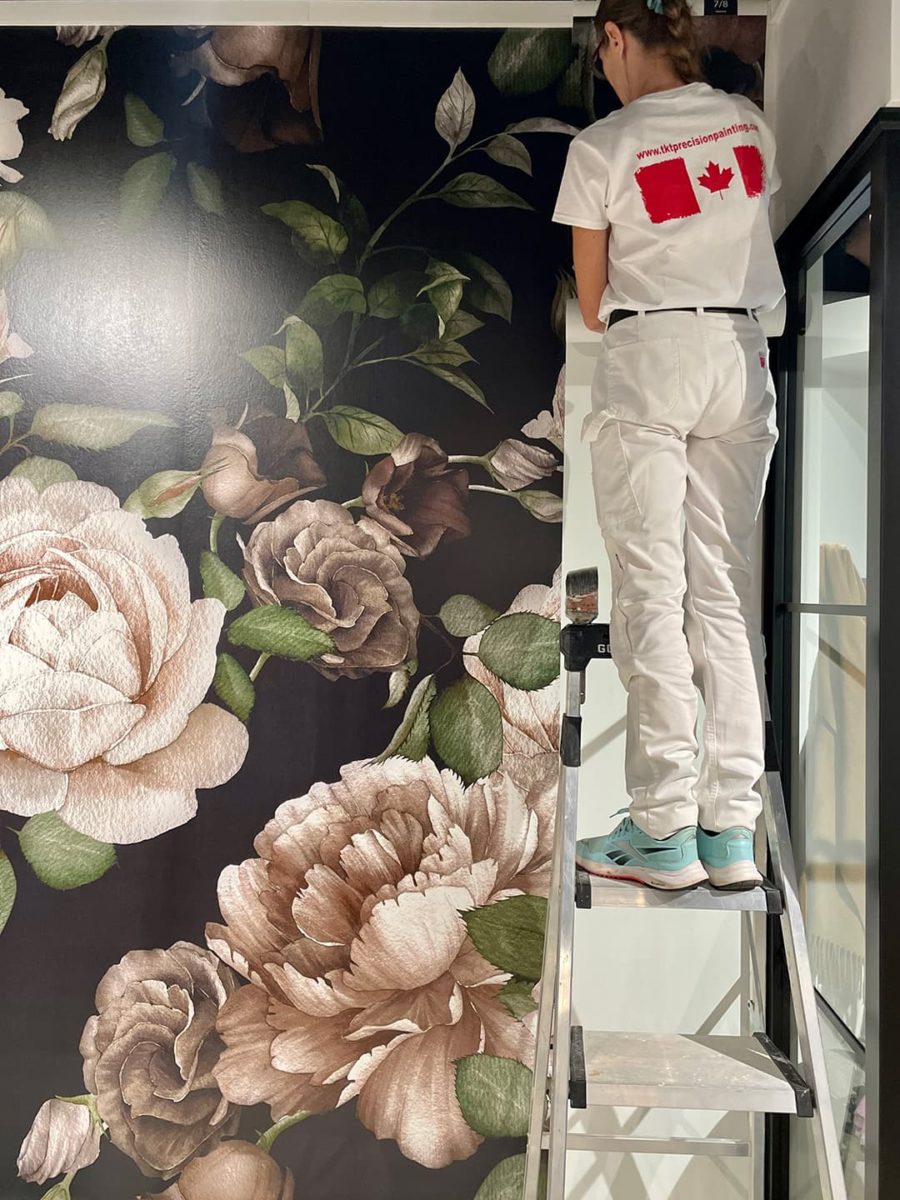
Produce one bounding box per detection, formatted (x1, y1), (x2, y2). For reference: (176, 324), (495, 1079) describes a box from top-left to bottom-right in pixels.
(609, 807), (632, 837)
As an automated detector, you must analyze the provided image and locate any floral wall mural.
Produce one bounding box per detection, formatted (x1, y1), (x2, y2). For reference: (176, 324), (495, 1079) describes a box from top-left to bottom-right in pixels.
(0, 17), (769, 1199)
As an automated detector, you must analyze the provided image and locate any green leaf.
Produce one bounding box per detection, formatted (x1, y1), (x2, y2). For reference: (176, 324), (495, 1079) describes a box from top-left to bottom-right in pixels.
(263, 201), (348, 264)
(434, 172), (532, 212)
(485, 133), (533, 175)
(430, 676), (502, 783)
(200, 550), (246, 611)
(411, 340), (473, 367)
(385, 658), (417, 709)
(19, 812), (116, 891)
(506, 116), (581, 135)
(475, 1154), (546, 1200)
(283, 382), (301, 421)
(0, 391), (22, 419)
(416, 362), (489, 409)
(462, 894), (547, 981)
(0, 851), (15, 935)
(478, 613), (560, 690)
(555, 56), (584, 110)
(10, 456), (77, 491)
(439, 594), (499, 637)
(298, 275), (366, 328)
(367, 270), (425, 320)
(0, 193), (57, 275)
(435, 67), (476, 149)
(213, 652), (255, 722)
(376, 674), (436, 762)
(242, 345), (287, 389)
(123, 469), (200, 519)
(124, 92), (164, 147)
(319, 406), (403, 456)
(187, 163), (225, 216)
(418, 259), (468, 337)
(498, 978), (538, 1020)
(400, 303), (441, 345)
(338, 191), (371, 247)
(31, 404), (176, 450)
(228, 605), (334, 662)
(307, 162), (341, 201)
(455, 1054), (532, 1138)
(488, 28), (574, 96)
(120, 151), (176, 233)
(284, 318), (324, 395)
(454, 252), (513, 322)
(442, 309), (484, 341)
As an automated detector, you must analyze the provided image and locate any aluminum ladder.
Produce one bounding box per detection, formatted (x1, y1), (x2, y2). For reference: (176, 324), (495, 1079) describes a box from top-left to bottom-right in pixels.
(523, 568), (848, 1200)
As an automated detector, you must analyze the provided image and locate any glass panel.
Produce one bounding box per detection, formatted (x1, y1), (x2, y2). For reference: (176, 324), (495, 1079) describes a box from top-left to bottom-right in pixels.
(790, 1005), (866, 1199)
(799, 210), (871, 606)
(796, 610), (867, 1042)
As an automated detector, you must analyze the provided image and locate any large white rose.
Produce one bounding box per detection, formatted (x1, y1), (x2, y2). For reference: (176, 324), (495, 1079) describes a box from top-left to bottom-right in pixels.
(0, 478), (248, 842)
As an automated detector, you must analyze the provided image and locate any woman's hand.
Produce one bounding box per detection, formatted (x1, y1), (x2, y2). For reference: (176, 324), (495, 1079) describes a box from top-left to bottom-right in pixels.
(572, 225), (610, 333)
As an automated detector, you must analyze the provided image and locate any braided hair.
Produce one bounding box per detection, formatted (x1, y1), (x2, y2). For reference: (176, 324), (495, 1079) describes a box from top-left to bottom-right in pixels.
(594, 0), (703, 84)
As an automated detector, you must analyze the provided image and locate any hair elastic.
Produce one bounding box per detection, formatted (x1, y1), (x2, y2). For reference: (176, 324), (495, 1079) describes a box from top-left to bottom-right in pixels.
(646, 0), (665, 12)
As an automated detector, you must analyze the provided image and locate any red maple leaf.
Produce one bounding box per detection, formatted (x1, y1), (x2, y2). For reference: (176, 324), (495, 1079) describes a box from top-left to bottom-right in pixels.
(698, 161), (734, 197)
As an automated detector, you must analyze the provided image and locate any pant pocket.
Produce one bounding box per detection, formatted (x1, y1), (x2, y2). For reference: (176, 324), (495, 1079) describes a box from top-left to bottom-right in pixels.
(589, 420), (642, 532)
(606, 335), (681, 420)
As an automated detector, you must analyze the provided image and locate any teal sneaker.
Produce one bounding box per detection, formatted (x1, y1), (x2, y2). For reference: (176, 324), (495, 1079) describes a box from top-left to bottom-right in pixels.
(697, 826), (762, 890)
(576, 811), (709, 891)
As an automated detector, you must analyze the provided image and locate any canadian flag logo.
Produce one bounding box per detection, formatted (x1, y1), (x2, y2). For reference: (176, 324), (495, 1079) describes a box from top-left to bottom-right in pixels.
(635, 144), (766, 224)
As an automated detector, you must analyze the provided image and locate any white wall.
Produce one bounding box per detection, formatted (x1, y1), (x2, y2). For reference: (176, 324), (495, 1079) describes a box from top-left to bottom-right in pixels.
(765, 0), (897, 235)
(560, 301), (755, 1200)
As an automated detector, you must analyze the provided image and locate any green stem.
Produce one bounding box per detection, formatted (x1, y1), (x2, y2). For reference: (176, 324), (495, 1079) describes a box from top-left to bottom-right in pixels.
(248, 652), (270, 683)
(448, 454), (488, 467)
(341, 496), (363, 508)
(470, 483), (517, 497)
(320, 336), (387, 409)
(209, 513), (224, 555)
(256, 1112), (311, 1154)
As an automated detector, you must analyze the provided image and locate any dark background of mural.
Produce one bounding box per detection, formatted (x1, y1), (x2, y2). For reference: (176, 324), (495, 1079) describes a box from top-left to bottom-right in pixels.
(0, 26), (568, 1200)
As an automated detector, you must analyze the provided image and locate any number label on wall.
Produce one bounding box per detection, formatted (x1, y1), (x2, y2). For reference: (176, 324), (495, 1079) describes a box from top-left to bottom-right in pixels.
(704, 0), (738, 13)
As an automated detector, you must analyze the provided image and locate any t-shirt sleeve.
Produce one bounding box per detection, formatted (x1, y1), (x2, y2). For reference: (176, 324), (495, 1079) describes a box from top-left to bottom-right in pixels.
(551, 135), (610, 230)
(757, 113), (781, 197)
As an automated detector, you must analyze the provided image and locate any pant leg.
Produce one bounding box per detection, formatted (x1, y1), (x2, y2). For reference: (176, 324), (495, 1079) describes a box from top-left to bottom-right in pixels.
(588, 322), (705, 838)
(682, 326), (779, 832)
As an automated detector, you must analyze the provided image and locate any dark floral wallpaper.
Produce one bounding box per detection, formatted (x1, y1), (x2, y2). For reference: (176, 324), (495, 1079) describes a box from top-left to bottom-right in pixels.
(0, 18), (768, 1200)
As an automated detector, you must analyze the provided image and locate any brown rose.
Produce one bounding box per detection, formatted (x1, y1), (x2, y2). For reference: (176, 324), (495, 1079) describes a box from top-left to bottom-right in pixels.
(175, 28), (322, 152)
(361, 433), (470, 557)
(145, 1141), (294, 1200)
(242, 499), (418, 679)
(200, 416), (325, 523)
(206, 756), (552, 1168)
(79, 942), (239, 1179)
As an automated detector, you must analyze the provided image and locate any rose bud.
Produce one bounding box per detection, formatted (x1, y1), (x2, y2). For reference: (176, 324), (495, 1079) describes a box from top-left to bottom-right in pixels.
(173, 1141), (294, 1200)
(518, 489), (563, 523)
(487, 439), (558, 492)
(200, 415), (325, 524)
(17, 1098), (101, 1185)
(50, 42), (109, 141)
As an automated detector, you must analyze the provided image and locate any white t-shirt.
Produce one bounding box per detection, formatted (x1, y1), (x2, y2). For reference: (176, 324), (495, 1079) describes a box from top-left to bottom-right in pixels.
(552, 81), (785, 321)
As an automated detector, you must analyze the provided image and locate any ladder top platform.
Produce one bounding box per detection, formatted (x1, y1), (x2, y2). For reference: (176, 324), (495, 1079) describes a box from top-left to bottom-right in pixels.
(575, 869), (783, 913)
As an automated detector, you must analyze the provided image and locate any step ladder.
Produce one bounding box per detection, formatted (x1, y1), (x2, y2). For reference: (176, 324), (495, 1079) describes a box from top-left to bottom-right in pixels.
(523, 568), (848, 1200)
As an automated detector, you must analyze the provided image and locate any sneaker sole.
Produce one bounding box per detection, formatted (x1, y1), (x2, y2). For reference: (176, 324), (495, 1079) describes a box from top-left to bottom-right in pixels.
(703, 862), (763, 891)
(575, 855), (709, 891)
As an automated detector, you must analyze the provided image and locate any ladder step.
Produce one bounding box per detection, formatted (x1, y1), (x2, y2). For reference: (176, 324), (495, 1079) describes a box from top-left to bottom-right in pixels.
(575, 870), (783, 914)
(540, 1132), (751, 1157)
(571, 1028), (813, 1116)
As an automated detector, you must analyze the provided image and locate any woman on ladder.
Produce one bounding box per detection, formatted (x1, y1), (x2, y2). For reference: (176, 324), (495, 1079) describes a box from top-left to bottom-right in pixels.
(551, 0), (785, 890)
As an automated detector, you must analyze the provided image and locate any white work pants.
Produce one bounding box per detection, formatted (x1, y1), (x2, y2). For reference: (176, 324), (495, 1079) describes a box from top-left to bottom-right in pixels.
(584, 309), (778, 838)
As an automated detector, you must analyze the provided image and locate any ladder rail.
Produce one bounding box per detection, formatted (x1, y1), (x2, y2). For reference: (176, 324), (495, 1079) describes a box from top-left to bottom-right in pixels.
(523, 738), (566, 1199)
(762, 763), (849, 1200)
(546, 667), (583, 1200)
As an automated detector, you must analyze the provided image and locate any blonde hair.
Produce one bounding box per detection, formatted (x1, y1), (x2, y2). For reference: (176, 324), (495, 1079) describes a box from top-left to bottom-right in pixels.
(594, 0), (702, 84)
